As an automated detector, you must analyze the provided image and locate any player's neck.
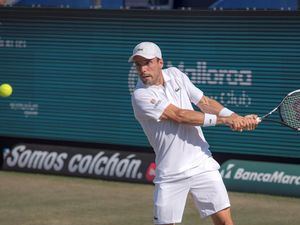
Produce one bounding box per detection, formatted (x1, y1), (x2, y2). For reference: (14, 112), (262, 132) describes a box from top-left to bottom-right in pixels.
(158, 71), (164, 86)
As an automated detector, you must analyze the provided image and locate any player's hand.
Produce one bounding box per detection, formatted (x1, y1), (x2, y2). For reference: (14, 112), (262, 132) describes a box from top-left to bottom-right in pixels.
(242, 114), (259, 131)
(224, 114), (258, 132)
(231, 116), (246, 131)
(223, 115), (246, 131)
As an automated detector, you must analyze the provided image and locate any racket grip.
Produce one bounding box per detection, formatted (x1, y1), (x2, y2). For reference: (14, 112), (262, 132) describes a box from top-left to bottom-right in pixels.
(256, 117), (262, 123)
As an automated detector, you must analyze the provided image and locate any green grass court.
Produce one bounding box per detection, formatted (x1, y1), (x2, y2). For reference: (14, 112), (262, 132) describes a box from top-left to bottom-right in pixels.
(0, 171), (299, 225)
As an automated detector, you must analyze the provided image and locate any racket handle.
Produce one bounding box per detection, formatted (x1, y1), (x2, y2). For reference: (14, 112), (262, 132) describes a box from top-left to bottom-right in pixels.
(256, 117), (262, 123)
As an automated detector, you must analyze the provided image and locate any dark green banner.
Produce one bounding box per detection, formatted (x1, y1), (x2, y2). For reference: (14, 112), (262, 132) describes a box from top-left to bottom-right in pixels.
(0, 9), (299, 158)
(220, 160), (300, 197)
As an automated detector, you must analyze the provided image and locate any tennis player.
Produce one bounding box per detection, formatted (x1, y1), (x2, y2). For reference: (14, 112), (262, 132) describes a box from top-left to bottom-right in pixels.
(129, 42), (258, 225)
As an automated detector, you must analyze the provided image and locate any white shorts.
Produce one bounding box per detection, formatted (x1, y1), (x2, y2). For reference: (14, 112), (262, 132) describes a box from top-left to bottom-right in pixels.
(153, 170), (230, 224)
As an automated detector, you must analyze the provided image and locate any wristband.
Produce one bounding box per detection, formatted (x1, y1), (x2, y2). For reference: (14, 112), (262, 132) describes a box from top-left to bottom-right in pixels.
(219, 108), (234, 117)
(203, 113), (217, 127)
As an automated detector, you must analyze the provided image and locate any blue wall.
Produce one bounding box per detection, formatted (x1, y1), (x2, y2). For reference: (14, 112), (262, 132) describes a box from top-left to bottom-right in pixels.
(0, 9), (299, 158)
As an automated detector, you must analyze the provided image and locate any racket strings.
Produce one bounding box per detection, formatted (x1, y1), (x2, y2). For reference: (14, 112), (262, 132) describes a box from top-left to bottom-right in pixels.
(279, 92), (300, 129)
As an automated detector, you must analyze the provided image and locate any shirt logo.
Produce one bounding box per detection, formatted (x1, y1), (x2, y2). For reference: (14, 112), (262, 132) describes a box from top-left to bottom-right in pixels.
(150, 99), (156, 104)
(150, 99), (162, 108)
(175, 87), (181, 92)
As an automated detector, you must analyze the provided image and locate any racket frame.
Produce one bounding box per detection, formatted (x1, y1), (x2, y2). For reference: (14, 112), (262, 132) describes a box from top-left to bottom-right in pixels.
(257, 89), (300, 131)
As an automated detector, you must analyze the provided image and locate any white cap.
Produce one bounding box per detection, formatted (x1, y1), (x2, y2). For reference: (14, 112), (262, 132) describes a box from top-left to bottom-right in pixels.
(128, 42), (162, 62)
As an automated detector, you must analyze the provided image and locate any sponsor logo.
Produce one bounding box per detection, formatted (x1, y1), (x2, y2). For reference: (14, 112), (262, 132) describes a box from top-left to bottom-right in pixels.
(5, 145), (67, 171)
(220, 163), (236, 179)
(221, 163), (300, 185)
(150, 99), (156, 104)
(3, 144), (154, 182)
(150, 99), (162, 108)
(128, 61), (252, 94)
(9, 102), (39, 117)
(68, 152), (142, 179)
(220, 160), (300, 197)
(145, 162), (156, 182)
(128, 61), (252, 107)
(175, 87), (181, 92)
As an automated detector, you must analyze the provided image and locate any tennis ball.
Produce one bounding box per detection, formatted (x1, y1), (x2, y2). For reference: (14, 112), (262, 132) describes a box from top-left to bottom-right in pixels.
(0, 83), (13, 97)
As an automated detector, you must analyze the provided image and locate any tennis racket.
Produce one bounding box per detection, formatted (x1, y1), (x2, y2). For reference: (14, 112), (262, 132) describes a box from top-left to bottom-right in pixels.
(257, 89), (300, 131)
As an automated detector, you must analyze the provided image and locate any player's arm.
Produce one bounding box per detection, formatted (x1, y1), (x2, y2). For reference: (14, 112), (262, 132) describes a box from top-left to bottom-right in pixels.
(196, 95), (239, 118)
(196, 95), (258, 130)
(178, 68), (242, 120)
(172, 69), (257, 130)
(159, 103), (245, 130)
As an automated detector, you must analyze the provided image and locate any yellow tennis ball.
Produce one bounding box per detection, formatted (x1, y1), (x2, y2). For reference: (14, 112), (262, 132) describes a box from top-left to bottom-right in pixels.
(0, 83), (13, 97)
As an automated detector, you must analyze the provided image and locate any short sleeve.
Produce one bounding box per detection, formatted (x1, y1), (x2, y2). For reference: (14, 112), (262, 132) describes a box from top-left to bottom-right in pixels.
(177, 68), (203, 105)
(131, 89), (171, 121)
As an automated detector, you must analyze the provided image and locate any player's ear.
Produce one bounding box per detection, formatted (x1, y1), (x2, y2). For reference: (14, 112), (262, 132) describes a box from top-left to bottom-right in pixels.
(158, 58), (164, 68)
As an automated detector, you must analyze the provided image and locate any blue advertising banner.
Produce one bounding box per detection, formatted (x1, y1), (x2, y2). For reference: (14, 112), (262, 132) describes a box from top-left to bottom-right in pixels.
(0, 9), (299, 158)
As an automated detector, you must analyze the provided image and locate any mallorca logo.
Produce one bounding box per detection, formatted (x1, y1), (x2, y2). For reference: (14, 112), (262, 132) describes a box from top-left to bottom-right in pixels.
(128, 61), (252, 94)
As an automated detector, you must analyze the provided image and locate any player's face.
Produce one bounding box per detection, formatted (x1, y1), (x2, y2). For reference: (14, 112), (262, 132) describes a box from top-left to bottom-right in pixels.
(133, 56), (164, 86)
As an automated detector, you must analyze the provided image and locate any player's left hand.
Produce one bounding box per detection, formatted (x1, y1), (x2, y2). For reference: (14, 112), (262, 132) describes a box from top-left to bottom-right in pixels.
(229, 115), (247, 131)
(242, 114), (259, 131)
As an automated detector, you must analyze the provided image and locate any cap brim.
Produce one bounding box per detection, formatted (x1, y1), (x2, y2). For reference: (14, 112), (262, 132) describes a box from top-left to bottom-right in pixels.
(128, 53), (156, 63)
(128, 55), (135, 63)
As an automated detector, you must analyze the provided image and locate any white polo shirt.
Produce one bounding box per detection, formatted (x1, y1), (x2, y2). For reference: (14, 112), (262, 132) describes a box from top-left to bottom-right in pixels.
(132, 67), (218, 183)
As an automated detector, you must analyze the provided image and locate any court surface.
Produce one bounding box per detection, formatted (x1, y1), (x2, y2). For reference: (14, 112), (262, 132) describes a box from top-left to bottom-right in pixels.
(0, 171), (299, 225)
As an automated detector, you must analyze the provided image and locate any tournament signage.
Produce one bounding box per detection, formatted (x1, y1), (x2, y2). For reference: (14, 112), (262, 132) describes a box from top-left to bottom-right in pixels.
(220, 160), (300, 197)
(2, 143), (156, 184)
(0, 9), (299, 159)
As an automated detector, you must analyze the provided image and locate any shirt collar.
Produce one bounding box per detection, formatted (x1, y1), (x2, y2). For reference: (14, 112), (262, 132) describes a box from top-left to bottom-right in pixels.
(162, 69), (171, 83)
